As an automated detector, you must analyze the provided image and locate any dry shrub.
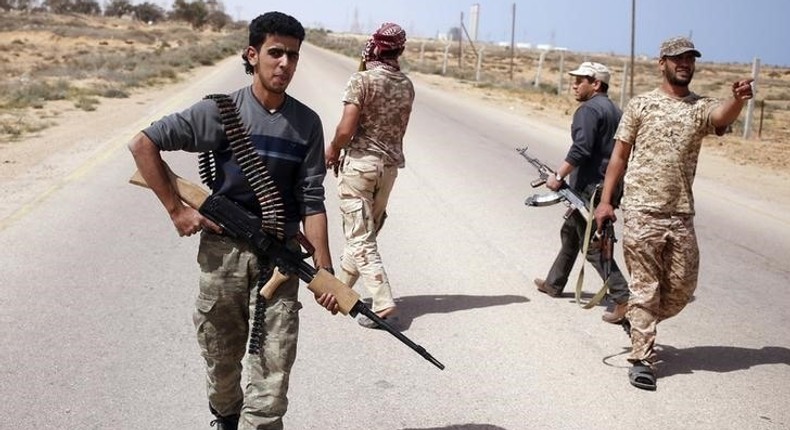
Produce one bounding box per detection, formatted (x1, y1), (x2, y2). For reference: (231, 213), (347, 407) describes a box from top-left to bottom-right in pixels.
(0, 11), (246, 142)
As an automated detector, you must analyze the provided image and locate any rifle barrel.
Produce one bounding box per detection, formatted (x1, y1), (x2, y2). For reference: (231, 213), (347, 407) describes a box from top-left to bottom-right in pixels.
(202, 194), (446, 370)
(353, 303), (446, 370)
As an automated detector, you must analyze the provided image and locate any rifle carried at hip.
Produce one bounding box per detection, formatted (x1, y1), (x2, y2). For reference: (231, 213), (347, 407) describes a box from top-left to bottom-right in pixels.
(599, 218), (616, 281)
(516, 146), (590, 218)
(517, 146), (617, 308)
(130, 165), (445, 370)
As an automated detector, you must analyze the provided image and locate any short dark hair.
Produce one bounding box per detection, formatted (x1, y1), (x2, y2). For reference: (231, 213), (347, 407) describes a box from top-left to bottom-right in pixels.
(242, 11), (305, 75)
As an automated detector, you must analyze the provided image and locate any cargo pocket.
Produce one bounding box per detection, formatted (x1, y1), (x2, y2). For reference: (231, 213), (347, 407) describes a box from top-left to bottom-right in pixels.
(276, 300), (302, 366)
(193, 293), (220, 358)
(339, 198), (369, 239)
(258, 300), (302, 368)
(340, 158), (378, 194)
(345, 157), (377, 177)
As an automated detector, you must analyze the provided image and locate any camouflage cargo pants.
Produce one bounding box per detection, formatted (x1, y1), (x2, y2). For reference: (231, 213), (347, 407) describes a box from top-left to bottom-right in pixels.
(337, 150), (398, 312)
(622, 211), (699, 365)
(195, 232), (301, 430)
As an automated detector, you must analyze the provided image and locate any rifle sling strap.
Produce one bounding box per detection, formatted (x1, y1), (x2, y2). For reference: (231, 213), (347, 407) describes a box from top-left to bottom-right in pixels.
(574, 185), (610, 309)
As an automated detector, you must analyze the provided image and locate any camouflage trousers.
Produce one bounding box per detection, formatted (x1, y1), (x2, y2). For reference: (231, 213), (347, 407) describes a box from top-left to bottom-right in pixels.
(336, 150), (398, 312)
(622, 211), (699, 365)
(195, 232), (301, 430)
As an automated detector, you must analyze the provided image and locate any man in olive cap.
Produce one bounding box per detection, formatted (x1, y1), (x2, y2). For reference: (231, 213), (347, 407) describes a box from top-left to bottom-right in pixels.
(659, 35), (702, 58)
(594, 36), (754, 390)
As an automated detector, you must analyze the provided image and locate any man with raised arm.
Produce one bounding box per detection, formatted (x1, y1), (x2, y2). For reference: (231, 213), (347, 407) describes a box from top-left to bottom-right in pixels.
(594, 36), (754, 391)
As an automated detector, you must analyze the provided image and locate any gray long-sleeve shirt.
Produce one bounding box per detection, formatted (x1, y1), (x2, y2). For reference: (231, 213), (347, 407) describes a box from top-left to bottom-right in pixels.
(143, 86), (326, 235)
(566, 93), (622, 196)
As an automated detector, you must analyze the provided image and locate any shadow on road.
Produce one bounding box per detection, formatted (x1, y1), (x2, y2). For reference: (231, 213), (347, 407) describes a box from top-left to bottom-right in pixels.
(383, 294), (528, 331)
(558, 293), (696, 308)
(657, 344), (790, 377)
(401, 425), (508, 430)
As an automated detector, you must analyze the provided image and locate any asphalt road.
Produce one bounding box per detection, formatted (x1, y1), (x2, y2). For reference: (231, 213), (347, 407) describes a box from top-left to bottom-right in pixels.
(1, 43), (789, 430)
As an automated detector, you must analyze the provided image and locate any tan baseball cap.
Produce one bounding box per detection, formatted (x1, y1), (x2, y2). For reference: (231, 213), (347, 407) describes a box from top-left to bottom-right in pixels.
(659, 36), (702, 58)
(568, 61), (611, 85)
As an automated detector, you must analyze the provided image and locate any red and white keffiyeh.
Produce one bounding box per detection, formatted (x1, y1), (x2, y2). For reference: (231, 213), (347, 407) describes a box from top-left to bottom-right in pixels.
(362, 22), (406, 71)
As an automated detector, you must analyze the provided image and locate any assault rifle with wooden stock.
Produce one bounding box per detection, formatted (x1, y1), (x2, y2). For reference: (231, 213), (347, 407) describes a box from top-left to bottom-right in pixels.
(516, 146), (590, 218)
(517, 147), (621, 308)
(129, 165), (445, 371)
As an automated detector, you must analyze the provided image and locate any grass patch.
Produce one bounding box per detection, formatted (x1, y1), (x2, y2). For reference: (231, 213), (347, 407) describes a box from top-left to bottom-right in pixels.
(2, 80), (71, 108)
(0, 113), (51, 141)
(0, 11), (247, 140)
(74, 96), (100, 111)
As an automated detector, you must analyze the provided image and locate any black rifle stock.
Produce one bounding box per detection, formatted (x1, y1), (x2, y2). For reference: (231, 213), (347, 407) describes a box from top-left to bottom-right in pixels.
(516, 146), (590, 218)
(130, 166), (445, 370)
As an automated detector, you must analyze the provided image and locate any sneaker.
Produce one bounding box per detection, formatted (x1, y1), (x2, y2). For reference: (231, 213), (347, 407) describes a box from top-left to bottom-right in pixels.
(602, 301), (628, 324)
(210, 415), (239, 430)
(533, 278), (562, 297)
(357, 313), (399, 330)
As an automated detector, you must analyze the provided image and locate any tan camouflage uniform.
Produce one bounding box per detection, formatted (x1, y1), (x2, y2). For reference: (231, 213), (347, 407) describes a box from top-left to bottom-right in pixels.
(195, 233), (301, 430)
(616, 88), (720, 365)
(336, 67), (414, 312)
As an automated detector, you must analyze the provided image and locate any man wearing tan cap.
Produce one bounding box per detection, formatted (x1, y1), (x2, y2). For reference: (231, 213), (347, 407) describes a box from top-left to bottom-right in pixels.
(534, 61), (630, 324)
(594, 36), (754, 390)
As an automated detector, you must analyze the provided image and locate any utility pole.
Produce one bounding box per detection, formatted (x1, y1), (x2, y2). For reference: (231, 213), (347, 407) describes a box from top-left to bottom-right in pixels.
(743, 57), (761, 139)
(459, 12), (464, 69)
(629, 0), (636, 100)
(509, 3), (516, 80)
(620, 60), (628, 108)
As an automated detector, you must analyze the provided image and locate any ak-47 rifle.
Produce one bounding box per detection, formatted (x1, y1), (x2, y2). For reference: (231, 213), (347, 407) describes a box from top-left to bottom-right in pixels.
(599, 219), (616, 281)
(130, 165), (445, 370)
(516, 147), (590, 218)
(517, 146), (619, 308)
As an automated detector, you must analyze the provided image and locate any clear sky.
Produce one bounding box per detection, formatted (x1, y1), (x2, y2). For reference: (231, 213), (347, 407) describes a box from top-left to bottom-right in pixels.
(172, 0), (789, 67)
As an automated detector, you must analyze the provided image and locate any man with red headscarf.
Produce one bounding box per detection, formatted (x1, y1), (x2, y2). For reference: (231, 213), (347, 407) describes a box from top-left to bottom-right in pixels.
(325, 22), (415, 328)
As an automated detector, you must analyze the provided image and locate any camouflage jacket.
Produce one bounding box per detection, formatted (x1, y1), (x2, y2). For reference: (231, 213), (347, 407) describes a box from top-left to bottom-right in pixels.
(615, 88), (720, 215)
(342, 67), (415, 168)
